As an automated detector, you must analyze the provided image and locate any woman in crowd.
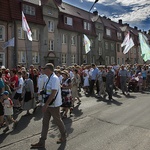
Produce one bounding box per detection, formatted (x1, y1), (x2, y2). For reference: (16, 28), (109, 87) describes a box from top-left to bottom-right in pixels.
(61, 70), (73, 118)
(22, 72), (35, 115)
(71, 69), (81, 106)
(82, 65), (90, 94)
(32, 69), (39, 102)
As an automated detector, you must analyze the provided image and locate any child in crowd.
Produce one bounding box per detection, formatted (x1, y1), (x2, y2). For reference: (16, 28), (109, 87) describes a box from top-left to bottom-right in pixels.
(2, 91), (18, 133)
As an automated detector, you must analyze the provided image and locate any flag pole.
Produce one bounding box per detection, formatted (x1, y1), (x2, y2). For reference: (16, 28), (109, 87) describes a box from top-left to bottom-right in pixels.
(24, 33), (29, 69)
(14, 21), (17, 68)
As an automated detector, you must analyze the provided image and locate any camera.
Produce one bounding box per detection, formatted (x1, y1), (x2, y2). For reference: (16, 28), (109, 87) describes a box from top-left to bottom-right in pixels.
(40, 90), (46, 95)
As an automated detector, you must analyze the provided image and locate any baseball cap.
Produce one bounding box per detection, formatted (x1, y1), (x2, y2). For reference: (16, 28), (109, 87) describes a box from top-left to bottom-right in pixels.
(1, 91), (9, 95)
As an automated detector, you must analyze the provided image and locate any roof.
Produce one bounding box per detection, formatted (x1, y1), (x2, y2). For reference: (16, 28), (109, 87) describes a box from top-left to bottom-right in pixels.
(58, 2), (92, 21)
(0, 0), (45, 25)
(0, 0), (11, 21)
(57, 2), (96, 36)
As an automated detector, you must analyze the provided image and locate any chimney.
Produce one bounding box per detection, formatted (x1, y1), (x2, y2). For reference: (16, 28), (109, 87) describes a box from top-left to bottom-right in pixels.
(134, 26), (138, 30)
(93, 10), (98, 16)
(118, 19), (122, 24)
(124, 23), (129, 27)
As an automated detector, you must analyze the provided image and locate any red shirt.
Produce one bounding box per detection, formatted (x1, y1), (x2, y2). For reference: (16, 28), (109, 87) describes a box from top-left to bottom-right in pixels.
(10, 75), (18, 88)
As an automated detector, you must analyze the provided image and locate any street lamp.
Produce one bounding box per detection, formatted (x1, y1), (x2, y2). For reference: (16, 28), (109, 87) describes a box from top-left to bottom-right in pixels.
(88, 0), (99, 64)
(89, 0), (99, 12)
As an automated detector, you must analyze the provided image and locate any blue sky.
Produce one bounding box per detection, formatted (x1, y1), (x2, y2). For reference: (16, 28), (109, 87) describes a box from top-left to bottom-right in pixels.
(63, 0), (150, 32)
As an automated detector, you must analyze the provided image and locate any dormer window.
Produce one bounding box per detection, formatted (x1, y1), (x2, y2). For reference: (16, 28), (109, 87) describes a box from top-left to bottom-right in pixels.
(64, 16), (73, 26)
(23, 4), (35, 16)
(84, 21), (91, 30)
(106, 28), (111, 37)
(117, 32), (122, 40)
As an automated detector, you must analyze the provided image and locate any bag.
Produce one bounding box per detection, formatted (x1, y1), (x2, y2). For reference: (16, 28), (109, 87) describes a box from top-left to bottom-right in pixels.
(61, 91), (69, 97)
(44, 91), (58, 105)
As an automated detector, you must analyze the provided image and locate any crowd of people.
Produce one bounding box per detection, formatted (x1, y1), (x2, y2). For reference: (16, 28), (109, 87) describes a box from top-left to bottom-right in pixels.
(0, 62), (150, 148)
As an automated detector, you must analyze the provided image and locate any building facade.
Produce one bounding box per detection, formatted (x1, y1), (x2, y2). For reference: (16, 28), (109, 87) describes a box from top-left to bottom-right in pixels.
(0, 0), (150, 68)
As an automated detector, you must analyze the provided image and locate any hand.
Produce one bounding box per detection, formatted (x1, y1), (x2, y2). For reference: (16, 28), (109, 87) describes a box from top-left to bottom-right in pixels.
(42, 104), (48, 113)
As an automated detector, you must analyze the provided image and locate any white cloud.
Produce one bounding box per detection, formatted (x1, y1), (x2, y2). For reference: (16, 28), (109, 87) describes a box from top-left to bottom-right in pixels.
(116, 0), (149, 6)
(86, 0), (150, 6)
(110, 5), (150, 23)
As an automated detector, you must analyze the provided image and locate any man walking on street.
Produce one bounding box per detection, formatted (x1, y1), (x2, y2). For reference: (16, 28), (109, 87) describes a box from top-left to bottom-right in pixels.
(31, 63), (66, 148)
(106, 66), (115, 102)
(119, 65), (129, 95)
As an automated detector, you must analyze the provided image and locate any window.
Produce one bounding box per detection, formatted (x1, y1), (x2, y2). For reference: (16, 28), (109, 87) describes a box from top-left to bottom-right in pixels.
(117, 32), (122, 40)
(90, 39), (94, 47)
(71, 54), (75, 64)
(62, 34), (67, 44)
(64, 16), (73, 26)
(32, 29), (39, 41)
(122, 58), (124, 64)
(92, 56), (95, 63)
(111, 57), (114, 64)
(0, 53), (5, 66)
(117, 58), (120, 64)
(71, 36), (76, 45)
(23, 4), (35, 16)
(18, 27), (25, 39)
(105, 56), (109, 65)
(32, 52), (39, 64)
(84, 21), (91, 30)
(48, 9), (53, 15)
(98, 33), (102, 41)
(49, 40), (54, 51)
(18, 51), (26, 63)
(98, 47), (102, 55)
(105, 42), (108, 49)
(62, 54), (67, 64)
(0, 25), (5, 41)
(117, 43), (120, 52)
(48, 21), (54, 32)
(106, 28), (111, 36)
(111, 43), (115, 51)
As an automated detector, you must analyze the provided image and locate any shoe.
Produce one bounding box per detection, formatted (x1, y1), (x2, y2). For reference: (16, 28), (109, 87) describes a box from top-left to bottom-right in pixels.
(13, 121), (18, 129)
(70, 108), (73, 114)
(56, 138), (66, 144)
(62, 114), (67, 118)
(32, 107), (37, 114)
(3, 127), (9, 133)
(31, 142), (45, 148)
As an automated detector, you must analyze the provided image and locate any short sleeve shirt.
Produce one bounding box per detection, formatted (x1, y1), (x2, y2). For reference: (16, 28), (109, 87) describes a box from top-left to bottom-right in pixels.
(45, 73), (62, 107)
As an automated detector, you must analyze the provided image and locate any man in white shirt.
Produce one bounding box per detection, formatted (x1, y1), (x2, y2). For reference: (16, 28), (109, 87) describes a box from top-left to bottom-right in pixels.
(31, 63), (66, 148)
(13, 72), (24, 110)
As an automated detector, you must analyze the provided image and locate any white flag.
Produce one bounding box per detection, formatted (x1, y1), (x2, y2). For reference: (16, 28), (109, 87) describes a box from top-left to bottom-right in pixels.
(121, 32), (134, 54)
(123, 37), (134, 54)
(1, 37), (14, 49)
(83, 34), (91, 54)
(121, 32), (129, 47)
(22, 11), (32, 41)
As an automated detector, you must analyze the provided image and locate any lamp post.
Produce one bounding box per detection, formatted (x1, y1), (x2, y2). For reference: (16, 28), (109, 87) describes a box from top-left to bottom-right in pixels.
(88, 0), (99, 64)
(89, 0), (99, 12)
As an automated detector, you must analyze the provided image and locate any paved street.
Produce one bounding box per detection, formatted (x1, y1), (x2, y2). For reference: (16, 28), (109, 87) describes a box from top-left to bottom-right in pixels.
(1, 90), (150, 150)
